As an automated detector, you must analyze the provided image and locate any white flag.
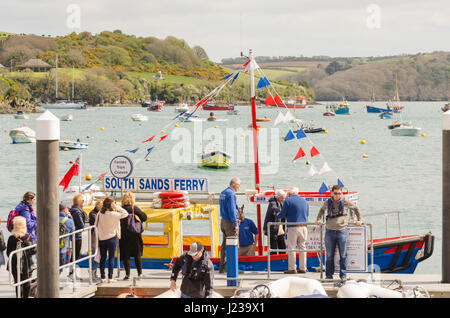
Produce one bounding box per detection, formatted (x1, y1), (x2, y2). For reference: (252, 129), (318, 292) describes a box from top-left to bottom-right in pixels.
(273, 112), (285, 126)
(319, 162), (333, 175)
(306, 164), (318, 178)
(283, 111), (295, 123)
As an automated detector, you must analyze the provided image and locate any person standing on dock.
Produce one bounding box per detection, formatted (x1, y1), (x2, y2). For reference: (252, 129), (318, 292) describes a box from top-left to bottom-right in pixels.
(170, 241), (214, 298)
(278, 186), (309, 274)
(88, 200), (103, 281)
(68, 193), (88, 279)
(218, 177), (241, 273)
(263, 189), (287, 255)
(238, 207), (258, 257)
(315, 185), (362, 281)
(15, 192), (37, 243)
(59, 203), (75, 272)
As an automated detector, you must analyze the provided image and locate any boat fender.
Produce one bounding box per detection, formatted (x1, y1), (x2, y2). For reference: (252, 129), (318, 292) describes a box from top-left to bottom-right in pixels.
(268, 277), (327, 298)
(337, 280), (402, 298)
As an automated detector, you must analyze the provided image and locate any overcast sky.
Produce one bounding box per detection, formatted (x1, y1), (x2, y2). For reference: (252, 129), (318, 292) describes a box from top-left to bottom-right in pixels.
(1, 0), (449, 62)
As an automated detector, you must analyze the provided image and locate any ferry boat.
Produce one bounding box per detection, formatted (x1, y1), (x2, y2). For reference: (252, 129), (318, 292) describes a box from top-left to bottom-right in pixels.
(284, 96), (307, 109)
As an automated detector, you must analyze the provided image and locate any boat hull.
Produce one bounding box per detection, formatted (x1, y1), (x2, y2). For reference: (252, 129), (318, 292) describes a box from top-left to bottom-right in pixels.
(59, 140), (88, 150)
(366, 105), (402, 113)
(39, 102), (86, 110)
(201, 151), (231, 168)
(391, 127), (421, 136)
(203, 103), (235, 111)
(9, 128), (36, 143)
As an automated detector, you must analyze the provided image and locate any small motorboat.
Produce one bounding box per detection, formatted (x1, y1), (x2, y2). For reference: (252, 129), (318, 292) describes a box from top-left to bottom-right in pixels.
(61, 114), (73, 121)
(391, 123), (421, 136)
(256, 117), (271, 122)
(59, 139), (89, 150)
(227, 110), (240, 115)
(203, 102), (235, 111)
(131, 114), (148, 122)
(175, 103), (190, 113)
(14, 111), (29, 119)
(143, 100), (164, 111)
(323, 111), (335, 116)
(442, 102), (450, 112)
(200, 149), (231, 169)
(9, 127), (36, 143)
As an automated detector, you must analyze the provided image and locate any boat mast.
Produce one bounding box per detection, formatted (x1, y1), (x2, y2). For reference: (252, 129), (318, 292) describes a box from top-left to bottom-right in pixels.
(55, 54), (58, 100)
(72, 66), (75, 101)
(249, 49), (263, 255)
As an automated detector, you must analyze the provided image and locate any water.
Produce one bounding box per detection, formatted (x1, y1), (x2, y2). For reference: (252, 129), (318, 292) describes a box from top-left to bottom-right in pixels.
(0, 102), (444, 274)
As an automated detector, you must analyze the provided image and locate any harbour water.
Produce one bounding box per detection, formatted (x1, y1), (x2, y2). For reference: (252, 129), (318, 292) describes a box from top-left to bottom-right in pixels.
(0, 101), (444, 274)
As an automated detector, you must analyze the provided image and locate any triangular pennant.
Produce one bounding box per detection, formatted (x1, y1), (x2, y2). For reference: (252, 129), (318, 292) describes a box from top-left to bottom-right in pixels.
(230, 72), (240, 86)
(141, 135), (155, 143)
(96, 172), (107, 182)
(318, 182), (329, 195)
(126, 148), (139, 153)
(273, 112), (285, 126)
(292, 147), (306, 162)
(158, 135), (168, 143)
(243, 59), (260, 73)
(265, 95), (276, 106)
(310, 146), (320, 157)
(338, 178), (345, 187)
(306, 165), (318, 178)
(284, 130), (295, 141)
(274, 94), (283, 105)
(257, 76), (270, 89)
(219, 73), (233, 81)
(144, 147), (154, 159)
(283, 111), (295, 123)
(296, 128), (307, 139)
(318, 162), (332, 175)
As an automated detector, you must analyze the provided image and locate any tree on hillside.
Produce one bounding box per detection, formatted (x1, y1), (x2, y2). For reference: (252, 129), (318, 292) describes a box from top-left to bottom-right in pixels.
(193, 46), (208, 60)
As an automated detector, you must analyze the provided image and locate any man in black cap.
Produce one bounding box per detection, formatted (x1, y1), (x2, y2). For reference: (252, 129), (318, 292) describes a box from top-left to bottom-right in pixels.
(59, 203), (75, 272)
(170, 241), (214, 298)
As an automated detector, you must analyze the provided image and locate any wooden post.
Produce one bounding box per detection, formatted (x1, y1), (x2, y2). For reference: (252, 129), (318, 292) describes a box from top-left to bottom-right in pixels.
(443, 111), (450, 282)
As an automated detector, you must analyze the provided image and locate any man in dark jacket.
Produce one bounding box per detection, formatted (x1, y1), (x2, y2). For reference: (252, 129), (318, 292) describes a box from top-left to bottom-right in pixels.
(69, 193), (88, 279)
(170, 242), (214, 298)
(263, 189), (287, 255)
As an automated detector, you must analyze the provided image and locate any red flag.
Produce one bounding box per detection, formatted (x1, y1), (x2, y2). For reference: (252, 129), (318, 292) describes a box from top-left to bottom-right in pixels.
(96, 172), (107, 182)
(158, 135), (168, 143)
(59, 161), (80, 191)
(310, 146), (320, 157)
(196, 97), (209, 107)
(274, 94), (283, 105)
(265, 95), (276, 106)
(292, 147), (306, 162)
(141, 135), (155, 143)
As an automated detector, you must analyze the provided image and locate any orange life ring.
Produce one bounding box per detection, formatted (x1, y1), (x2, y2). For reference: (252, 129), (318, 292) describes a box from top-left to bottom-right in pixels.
(161, 197), (185, 203)
(159, 191), (185, 199)
(161, 202), (187, 208)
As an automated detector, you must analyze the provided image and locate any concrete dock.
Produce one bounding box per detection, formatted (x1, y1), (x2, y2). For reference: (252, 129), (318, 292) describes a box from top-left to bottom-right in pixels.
(1, 266), (449, 298)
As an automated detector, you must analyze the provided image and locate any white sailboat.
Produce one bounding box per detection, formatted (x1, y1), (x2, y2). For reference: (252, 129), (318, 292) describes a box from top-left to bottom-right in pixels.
(39, 58), (86, 110)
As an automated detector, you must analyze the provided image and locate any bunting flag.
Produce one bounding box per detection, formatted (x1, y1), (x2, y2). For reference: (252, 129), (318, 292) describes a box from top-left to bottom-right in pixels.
(141, 135), (155, 143)
(59, 156), (80, 191)
(283, 111), (295, 123)
(296, 128), (307, 139)
(158, 135), (168, 143)
(292, 147), (306, 162)
(126, 148), (139, 153)
(243, 59), (260, 73)
(318, 162), (332, 175)
(172, 110), (187, 120)
(284, 130), (295, 141)
(257, 76), (270, 89)
(318, 182), (329, 195)
(306, 165), (318, 178)
(310, 146), (320, 157)
(338, 179), (345, 187)
(81, 172), (107, 192)
(273, 112), (285, 126)
(219, 73), (234, 80)
(145, 147), (154, 159)
(196, 97), (209, 107)
(274, 94), (283, 105)
(230, 72), (240, 86)
(265, 95), (276, 107)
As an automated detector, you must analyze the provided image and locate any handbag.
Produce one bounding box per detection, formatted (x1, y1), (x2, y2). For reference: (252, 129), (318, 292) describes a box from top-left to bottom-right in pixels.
(127, 206), (144, 234)
(0, 229), (6, 252)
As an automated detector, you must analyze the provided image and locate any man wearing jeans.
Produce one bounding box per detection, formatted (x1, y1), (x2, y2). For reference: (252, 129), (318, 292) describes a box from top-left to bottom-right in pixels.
(315, 185), (362, 281)
(278, 186), (309, 274)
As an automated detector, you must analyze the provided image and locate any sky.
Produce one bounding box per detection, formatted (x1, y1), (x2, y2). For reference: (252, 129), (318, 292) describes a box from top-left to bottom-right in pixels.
(0, 0), (449, 63)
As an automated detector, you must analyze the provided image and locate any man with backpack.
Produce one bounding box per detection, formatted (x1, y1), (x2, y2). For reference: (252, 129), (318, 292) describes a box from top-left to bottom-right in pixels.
(59, 203), (75, 273)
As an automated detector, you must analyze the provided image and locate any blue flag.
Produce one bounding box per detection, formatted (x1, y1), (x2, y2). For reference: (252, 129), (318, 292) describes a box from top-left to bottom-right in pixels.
(338, 178), (344, 187)
(145, 147), (154, 159)
(172, 110), (187, 120)
(230, 72), (240, 86)
(296, 129), (307, 139)
(219, 73), (234, 81)
(257, 76), (270, 89)
(318, 182), (329, 195)
(126, 148), (139, 153)
(284, 130), (295, 141)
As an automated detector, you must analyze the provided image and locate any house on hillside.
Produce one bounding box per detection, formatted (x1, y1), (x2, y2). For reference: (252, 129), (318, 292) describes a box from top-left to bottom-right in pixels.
(17, 58), (52, 72)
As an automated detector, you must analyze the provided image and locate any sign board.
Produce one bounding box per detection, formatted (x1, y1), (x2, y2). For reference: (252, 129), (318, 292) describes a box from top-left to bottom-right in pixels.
(103, 176), (209, 193)
(109, 156), (133, 179)
(305, 225), (367, 272)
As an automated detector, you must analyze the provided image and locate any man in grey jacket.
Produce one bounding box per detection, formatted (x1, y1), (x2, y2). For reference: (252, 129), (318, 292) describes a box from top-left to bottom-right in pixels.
(315, 185), (362, 281)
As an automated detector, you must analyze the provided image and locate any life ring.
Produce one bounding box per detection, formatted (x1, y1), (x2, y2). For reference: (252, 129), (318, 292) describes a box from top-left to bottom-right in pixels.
(161, 202), (189, 209)
(161, 197), (185, 203)
(156, 191), (187, 199)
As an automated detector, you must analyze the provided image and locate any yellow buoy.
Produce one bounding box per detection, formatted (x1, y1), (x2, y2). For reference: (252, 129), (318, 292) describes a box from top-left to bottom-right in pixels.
(241, 134), (246, 137)
(256, 127), (260, 131)
(282, 135), (285, 140)
(214, 125), (218, 128)
(360, 140), (366, 144)
(100, 127), (104, 131)
(174, 124), (179, 127)
(362, 153), (368, 158)
(145, 158), (150, 161)
(64, 148), (69, 151)
(324, 130), (328, 134)
(161, 130), (166, 133)
(421, 133), (426, 137)
(85, 173), (92, 181)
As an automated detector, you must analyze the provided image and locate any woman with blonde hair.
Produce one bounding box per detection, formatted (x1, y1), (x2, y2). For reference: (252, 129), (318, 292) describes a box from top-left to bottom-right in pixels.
(119, 191), (147, 280)
(6, 216), (36, 298)
(95, 197), (128, 283)
(88, 200), (103, 281)
(68, 193), (88, 279)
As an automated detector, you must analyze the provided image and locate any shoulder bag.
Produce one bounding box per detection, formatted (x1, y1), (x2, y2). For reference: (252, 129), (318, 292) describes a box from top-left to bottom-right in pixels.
(127, 206), (144, 234)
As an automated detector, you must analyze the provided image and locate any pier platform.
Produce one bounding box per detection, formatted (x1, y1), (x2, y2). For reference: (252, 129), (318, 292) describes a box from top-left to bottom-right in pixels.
(0, 266), (449, 298)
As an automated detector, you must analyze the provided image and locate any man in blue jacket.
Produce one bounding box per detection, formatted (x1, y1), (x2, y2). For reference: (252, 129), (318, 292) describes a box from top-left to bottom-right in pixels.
(278, 186), (309, 274)
(238, 208), (258, 256)
(218, 177), (241, 273)
(59, 203), (75, 273)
